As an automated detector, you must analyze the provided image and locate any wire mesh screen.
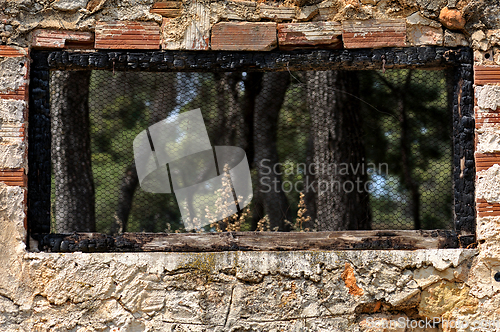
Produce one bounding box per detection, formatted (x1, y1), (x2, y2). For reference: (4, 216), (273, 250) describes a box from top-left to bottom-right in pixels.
(49, 69), (452, 234)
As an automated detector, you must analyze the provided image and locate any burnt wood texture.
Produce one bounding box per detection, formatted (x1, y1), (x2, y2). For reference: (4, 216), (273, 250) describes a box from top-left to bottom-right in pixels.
(452, 61), (475, 247)
(31, 47), (470, 72)
(28, 68), (51, 235)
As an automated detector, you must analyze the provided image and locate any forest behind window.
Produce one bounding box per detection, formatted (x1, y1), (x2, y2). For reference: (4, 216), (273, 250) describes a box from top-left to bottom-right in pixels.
(49, 69), (452, 234)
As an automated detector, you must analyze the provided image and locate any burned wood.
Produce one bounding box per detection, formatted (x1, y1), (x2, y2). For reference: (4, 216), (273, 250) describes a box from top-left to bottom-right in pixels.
(452, 62), (475, 248)
(30, 47), (472, 73)
(36, 230), (459, 252)
(28, 68), (51, 235)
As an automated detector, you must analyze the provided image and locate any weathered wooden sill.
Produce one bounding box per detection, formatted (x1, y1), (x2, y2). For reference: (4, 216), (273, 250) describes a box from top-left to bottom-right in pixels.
(33, 230), (470, 253)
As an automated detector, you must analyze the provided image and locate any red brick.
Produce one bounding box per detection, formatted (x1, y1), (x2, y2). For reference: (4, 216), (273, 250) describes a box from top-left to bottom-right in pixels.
(0, 168), (26, 187)
(474, 66), (500, 86)
(32, 29), (94, 49)
(150, 1), (182, 17)
(475, 152), (500, 172)
(476, 110), (500, 129)
(0, 85), (28, 101)
(477, 199), (500, 217)
(342, 19), (406, 49)
(0, 124), (25, 138)
(95, 21), (161, 49)
(0, 45), (27, 57)
(211, 22), (277, 51)
(278, 22), (342, 50)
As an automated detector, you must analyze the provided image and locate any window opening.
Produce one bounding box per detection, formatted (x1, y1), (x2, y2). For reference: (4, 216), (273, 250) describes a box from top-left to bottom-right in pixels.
(28, 48), (475, 251)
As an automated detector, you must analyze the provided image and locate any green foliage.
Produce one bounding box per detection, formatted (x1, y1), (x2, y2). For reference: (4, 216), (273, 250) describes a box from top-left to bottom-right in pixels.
(276, 79), (310, 222)
(358, 69), (452, 229)
(88, 71), (183, 233)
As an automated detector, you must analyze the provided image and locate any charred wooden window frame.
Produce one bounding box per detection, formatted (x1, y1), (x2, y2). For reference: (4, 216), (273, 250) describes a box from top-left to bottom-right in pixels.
(28, 46), (475, 252)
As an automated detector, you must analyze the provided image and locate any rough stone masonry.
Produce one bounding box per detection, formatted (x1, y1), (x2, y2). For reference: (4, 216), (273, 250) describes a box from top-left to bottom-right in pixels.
(0, 0), (500, 330)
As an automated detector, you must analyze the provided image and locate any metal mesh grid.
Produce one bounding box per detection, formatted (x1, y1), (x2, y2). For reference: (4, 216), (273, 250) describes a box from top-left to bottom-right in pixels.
(49, 69), (452, 233)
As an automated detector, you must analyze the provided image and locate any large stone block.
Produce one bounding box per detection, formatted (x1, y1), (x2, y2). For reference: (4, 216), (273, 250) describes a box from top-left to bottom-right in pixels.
(477, 164), (500, 204)
(419, 281), (477, 319)
(443, 29), (468, 47)
(0, 137), (25, 169)
(0, 248), (475, 330)
(295, 4), (319, 21)
(477, 127), (500, 154)
(472, 30), (488, 51)
(406, 12), (443, 46)
(0, 99), (26, 123)
(439, 7), (465, 31)
(52, 0), (89, 12)
(475, 84), (500, 109)
(0, 183), (26, 300)
(313, 0), (337, 21)
(0, 46), (28, 98)
(407, 24), (443, 45)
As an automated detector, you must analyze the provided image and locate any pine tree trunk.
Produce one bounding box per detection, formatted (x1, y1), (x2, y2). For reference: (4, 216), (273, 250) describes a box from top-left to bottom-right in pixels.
(254, 72), (292, 231)
(306, 71), (371, 231)
(214, 72), (265, 230)
(214, 72), (242, 146)
(51, 71), (95, 233)
(113, 73), (177, 233)
(303, 135), (317, 230)
(397, 71), (420, 230)
(113, 162), (138, 233)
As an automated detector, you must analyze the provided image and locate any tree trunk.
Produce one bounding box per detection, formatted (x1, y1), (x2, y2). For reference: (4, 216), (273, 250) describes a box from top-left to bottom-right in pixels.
(254, 72), (292, 231)
(397, 71), (421, 229)
(51, 70), (95, 233)
(303, 135), (317, 230)
(242, 72), (263, 166)
(113, 73), (177, 233)
(306, 71), (371, 231)
(214, 72), (242, 147)
(113, 162), (139, 233)
(214, 72), (264, 230)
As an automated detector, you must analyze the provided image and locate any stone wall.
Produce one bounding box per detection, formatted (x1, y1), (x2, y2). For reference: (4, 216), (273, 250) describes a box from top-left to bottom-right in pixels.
(0, 0), (500, 330)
